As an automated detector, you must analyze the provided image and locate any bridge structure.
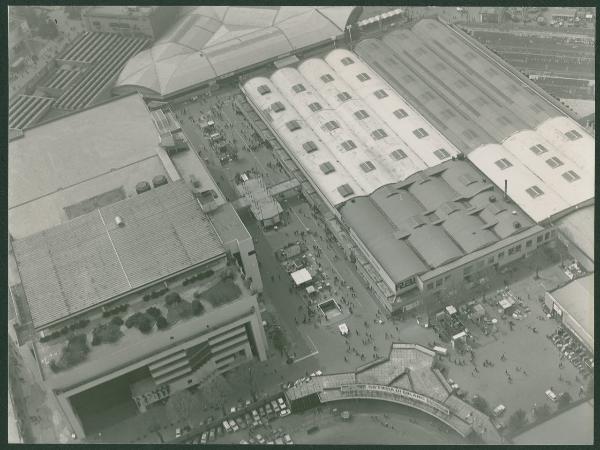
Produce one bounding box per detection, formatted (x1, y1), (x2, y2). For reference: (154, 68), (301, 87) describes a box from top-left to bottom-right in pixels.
(285, 343), (503, 444)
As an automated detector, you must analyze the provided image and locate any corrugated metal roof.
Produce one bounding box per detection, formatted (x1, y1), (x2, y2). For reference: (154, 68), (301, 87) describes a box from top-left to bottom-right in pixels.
(12, 181), (225, 329)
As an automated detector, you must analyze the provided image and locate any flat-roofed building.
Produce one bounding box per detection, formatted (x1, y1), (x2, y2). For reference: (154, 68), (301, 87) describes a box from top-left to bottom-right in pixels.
(10, 181), (267, 437)
(544, 275), (593, 352)
(82, 6), (178, 39)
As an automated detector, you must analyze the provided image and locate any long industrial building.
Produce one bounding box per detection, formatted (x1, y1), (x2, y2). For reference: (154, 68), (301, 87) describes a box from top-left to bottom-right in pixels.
(243, 19), (594, 312)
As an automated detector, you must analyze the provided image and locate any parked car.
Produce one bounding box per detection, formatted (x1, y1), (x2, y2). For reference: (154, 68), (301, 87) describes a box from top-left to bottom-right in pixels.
(200, 432), (208, 444)
(209, 429), (216, 441)
(314, 370), (323, 376)
(277, 397), (286, 408)
(175, 428), (182, 438)
(284, 434), (293, 445)
(271, 400), (280, 412)
(492, 404), (506, 417)
(240, 439), (249, 444)
(229, 419), (239, 432)
(222, 420), (231, 433)
(275, 438), (284, 445)
(280, 409), (291, 417)
(259, 407), (266, 417)
(255, 433), (266, 444)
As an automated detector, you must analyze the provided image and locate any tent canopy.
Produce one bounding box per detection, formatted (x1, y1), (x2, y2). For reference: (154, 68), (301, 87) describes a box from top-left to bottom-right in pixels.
(291, 268), (312, 286)
(446, 305), (458, 315)
(499, 298), (515, 310)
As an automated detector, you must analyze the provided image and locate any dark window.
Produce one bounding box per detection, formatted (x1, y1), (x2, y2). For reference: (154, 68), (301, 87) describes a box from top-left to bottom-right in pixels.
(413, 128), (429, 139)
(525, 185), (544, 198)
(257, 85), (271, 95)
(427, 282), (434, 290)
(562, 170), (580, 182)
(286, 120), (301, 132)
(248, 250), (256, 256)
(337, 92), (352, 102)
(337, 183), (354, 197)
(292, 83), (306, 93)
(498, 251), (504, 259)
(544, 231), (550, 240)
(525, 240), (532, 248)
(302, 141), (318, 153)
(319, 162), (335, 174)
(515, 244), (522, 252)
(537, 235), (543, 243)
(530, 144), (548, 155)
(271, 101), (285, 112)
(435, 279), (442, 287)
(354, 110), (370, 120)
(308, 102), (322, 112)
(320, 74), (334, 83)
(487, 257), (494, 265)
(356, 72), (371, 82)
(374, 89), (388, 99)
(359, 161), (376, 173)
(341, 140), (357, 151)
(433, 148), (450, 160)
(323, 120), (340, 131)
(565, 129), (583, 140)
(393, 108), (408, 119)
(495, 158), (513, 170)
(341, 57), (355, 66)
(371, 129), (388, 140)
(545, 156), (563, 168)
(508, 247), (514, 255)
(390, 149), (407, 160)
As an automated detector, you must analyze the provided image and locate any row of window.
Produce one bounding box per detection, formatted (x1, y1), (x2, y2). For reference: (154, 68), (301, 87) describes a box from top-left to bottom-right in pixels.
(426, 232), (553, 290)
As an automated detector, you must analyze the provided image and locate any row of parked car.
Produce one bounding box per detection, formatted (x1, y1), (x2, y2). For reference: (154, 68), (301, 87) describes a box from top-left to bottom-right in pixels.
(549, 327), (593, 374)
(241, 429), (294, 445)
(183, 396), (290, 444)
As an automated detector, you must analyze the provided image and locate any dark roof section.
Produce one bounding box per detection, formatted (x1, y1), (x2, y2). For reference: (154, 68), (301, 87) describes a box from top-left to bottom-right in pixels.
(355, 19), (563, 155)
(340, 196), (428, 284)
(12, 181), (226, 329)
(339, 159), (535, 280)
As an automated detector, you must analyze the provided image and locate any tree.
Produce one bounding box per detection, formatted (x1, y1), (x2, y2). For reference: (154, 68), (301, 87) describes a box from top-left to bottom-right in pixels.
(156, 316), (169, 330)
(533, 403), (551, 421)
(271, 326), (288, 357)
(508, 409), (528, 431)
(166, 390), (195, 427)
(558, 392), (572, 409)
(165, 292), (181, 306)
(192, 299), (205, 316)
(471, 395), (490, 414)
(110, 316), (124, 326)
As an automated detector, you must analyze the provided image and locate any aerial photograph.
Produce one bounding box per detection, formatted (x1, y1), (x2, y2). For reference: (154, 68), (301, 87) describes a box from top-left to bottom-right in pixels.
(7, 5), (595, 446)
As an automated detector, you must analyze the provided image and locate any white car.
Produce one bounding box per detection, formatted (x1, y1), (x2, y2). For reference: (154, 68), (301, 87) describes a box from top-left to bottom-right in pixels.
(277, 397), (286, 408)
(280, 409), (291, 417)
(200, 432), (208, 444)
(275, 438), (284, 445)
(229, 419), (239, 431)
(271, 400), (280, 412)
(240, 439), (249, 444)
(314, 370), (323, 376)
(284, 434), (293, 444)
(545, 389), (558, 402)
(175, 428), (182, 438)
(230, 406), (237, 414)
(255, 434), (266, 444)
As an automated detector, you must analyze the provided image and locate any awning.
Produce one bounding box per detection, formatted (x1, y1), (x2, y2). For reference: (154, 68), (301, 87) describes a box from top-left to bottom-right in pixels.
(446, 305), (458, 315)
(291, 268), (312, 286)
(499, 298), (515, 310)
(452, 331), (467, 341)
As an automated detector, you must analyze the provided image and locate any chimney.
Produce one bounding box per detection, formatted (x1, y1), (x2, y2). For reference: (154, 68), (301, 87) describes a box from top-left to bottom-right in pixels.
(504, 179), (508, 200)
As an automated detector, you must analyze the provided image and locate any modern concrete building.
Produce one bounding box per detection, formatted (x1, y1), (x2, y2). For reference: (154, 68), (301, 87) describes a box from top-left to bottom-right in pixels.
(82, 6), (178, 39)
(545, 275), (594, 352)
(8, 93), (267, 437)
